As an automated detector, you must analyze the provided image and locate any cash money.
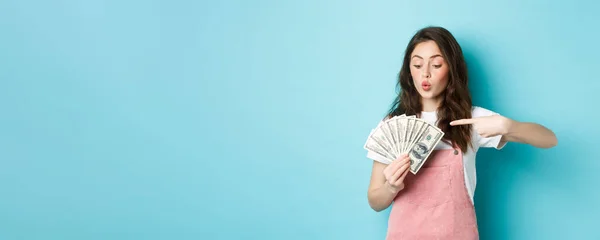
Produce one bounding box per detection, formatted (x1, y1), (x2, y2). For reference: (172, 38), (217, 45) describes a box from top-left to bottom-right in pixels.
(407, 125), (444, 174)
(363, 115), (445, 174)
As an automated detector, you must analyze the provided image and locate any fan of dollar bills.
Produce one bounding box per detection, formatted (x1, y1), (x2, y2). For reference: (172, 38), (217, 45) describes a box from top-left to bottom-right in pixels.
(363, 114), (445, 174)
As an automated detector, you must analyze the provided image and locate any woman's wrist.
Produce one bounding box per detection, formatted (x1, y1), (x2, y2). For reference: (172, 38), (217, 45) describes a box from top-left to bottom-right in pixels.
(384, 181), (404, 194)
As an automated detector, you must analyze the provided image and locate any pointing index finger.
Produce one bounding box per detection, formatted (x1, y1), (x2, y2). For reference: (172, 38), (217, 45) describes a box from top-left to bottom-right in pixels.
(450, 118), (476, 126)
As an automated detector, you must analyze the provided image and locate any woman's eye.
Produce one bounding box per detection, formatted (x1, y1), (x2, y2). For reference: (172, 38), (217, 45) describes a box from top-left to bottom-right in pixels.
(413, 65), (421, 69)
(433, 65), (442, 68)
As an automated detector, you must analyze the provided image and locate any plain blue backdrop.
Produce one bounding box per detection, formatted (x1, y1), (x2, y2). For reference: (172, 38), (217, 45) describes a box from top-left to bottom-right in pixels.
(1, 0), (599, 239)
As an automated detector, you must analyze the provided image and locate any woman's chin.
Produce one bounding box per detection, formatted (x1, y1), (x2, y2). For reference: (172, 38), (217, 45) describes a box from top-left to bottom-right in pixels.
(419, 91), (441, 100)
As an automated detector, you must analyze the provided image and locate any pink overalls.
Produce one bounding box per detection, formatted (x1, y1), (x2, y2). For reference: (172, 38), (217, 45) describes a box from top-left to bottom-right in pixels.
(386, 148), (479, 240)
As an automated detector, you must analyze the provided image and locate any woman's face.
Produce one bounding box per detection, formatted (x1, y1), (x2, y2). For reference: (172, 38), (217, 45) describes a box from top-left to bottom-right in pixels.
(409, 40), (449, 100)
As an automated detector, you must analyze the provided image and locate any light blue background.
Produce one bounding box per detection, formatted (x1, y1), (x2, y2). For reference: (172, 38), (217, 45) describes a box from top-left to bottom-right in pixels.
(1, 0), (598, 239)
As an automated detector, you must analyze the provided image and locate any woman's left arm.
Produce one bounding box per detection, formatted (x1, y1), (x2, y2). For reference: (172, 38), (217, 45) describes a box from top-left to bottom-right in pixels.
(500, 118), (558, 148)
(450, 115), (558, 149)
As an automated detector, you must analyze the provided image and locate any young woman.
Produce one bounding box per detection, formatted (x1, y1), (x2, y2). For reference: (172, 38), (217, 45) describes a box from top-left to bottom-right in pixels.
(366, 26), (557, 239)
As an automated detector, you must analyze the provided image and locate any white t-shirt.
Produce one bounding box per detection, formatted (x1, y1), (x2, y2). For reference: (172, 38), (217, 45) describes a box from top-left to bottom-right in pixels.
(367, 106), (506, 205)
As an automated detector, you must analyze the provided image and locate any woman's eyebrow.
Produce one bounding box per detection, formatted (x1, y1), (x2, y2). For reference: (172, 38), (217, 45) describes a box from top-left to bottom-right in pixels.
(411, 54), (443, 59)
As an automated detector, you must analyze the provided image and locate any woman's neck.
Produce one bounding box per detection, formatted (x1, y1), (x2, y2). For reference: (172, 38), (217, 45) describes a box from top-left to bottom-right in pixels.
(421, 97), (442, 112)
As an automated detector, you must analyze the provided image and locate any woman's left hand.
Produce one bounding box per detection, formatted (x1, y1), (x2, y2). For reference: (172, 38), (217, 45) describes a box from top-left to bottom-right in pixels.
(450, 115), (514, 138)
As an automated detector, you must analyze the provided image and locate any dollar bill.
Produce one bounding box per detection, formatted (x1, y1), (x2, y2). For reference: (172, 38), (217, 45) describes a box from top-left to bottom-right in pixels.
(394, 117), (405, 154)
(367, 127), (397, 160)
(364, 136), (395, 162)
(381, 119), (399, 156)
(410, 119), (427, 151)
(407, 125), (444, 174)
(401, 117), (410, 153)
(364, 114), (444, 173)
(405, 117), (415, 153)
(364, 139), (394, 164)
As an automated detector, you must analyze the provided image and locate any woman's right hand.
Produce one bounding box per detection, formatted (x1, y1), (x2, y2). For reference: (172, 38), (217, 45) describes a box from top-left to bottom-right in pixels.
(383, 154), (411, 194)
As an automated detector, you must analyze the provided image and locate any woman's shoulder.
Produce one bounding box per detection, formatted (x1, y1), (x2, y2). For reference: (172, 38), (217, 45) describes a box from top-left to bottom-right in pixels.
(471, 106), (501, 118)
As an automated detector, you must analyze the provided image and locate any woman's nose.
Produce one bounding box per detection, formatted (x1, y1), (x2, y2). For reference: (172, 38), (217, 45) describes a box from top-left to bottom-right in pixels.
(421, 71), (431, 78)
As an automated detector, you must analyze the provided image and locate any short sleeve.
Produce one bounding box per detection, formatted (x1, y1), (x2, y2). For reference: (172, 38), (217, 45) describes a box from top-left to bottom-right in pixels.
(472, 107), (507, 150)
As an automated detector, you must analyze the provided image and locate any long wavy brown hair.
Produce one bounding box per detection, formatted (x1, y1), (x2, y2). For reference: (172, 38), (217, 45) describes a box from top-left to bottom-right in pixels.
(386, 26), (473, 152)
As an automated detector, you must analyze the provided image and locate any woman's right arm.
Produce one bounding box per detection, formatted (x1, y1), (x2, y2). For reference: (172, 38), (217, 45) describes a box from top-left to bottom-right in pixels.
(367, 154), (411, 212)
